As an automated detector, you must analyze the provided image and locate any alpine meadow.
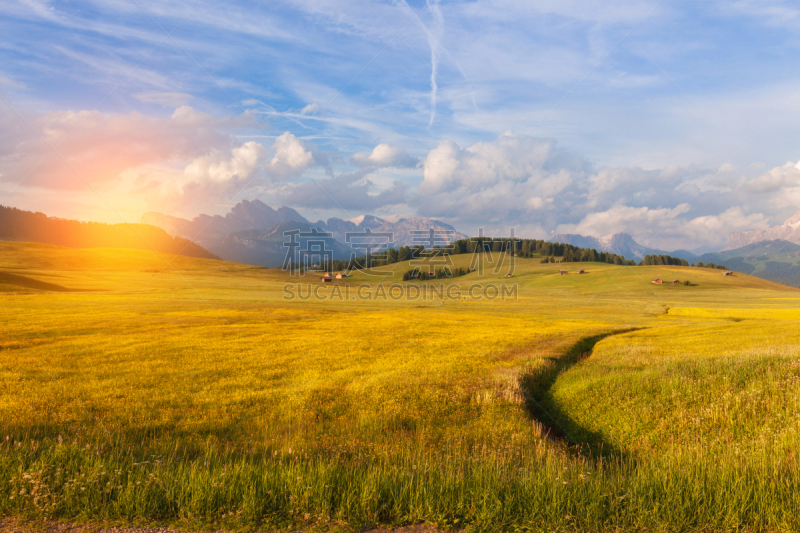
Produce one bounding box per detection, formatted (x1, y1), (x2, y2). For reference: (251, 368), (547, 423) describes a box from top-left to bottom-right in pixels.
(2, 241), (800, 531)
(4, 1), (800, 531)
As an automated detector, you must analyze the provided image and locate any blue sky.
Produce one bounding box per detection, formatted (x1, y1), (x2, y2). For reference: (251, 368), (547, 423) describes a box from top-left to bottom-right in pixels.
(2, 0), (800, 250)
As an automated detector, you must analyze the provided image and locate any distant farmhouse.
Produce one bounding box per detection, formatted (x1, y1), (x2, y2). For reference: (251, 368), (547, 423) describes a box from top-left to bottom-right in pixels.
(560, 270), (568, 276)
(576, 269), (585, 274)
(651, 278), (662, 284)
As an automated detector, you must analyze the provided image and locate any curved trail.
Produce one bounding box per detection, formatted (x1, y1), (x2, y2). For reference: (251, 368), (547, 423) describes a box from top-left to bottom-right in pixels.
(519, 329), (640, 459)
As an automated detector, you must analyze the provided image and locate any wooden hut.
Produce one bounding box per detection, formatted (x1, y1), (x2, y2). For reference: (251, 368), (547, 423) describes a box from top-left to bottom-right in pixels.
(651, 278), (662, 284)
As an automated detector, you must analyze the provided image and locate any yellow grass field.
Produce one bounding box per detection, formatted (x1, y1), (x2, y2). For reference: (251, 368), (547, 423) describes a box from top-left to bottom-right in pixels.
(1, 240), (800, 531)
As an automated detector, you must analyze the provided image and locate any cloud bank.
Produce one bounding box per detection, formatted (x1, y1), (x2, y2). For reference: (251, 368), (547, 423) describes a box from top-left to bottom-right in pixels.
(2, 104), (798, 250)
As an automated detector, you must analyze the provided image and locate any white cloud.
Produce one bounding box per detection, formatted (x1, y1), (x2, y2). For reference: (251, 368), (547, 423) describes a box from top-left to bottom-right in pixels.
(300, 103), (319, 115)
(570, 204), (692, 238)
(3, 101), (798, 251)
(351, 143), (418, 168)
(266, 132), (320, 180)
(410, 131), (800, 249)
(414, 132), (589, 223)
(183, 142), (268, 185)
(743, 161), (800, 193)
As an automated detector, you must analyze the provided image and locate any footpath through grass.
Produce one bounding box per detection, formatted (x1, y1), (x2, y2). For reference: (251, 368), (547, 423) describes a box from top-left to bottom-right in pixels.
(1, 241), (800, 531)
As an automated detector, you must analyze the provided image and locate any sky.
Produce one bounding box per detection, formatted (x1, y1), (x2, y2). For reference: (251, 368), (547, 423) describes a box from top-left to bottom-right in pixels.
(2, 0), (800, 251)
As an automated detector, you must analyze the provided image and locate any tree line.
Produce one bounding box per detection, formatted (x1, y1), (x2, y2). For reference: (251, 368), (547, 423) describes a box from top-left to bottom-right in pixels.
(641, 254), (690, 266)
(693, 261), (728, 270)
(306, 238), (727, 275)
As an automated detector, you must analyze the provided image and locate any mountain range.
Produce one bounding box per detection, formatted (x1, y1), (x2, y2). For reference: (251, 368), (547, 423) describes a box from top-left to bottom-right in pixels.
(551, 232), (698, 261)
(699, 239), (800, 288)
(725, 210), (800, 250)
(5, 198), (800, 286)
(552, 226), (800, 287)
(215, 221), (356, 268)
(142, 200), (467, 267)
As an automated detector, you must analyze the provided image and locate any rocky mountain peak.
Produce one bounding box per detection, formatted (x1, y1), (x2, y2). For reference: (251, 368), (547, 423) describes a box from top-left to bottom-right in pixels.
(725, 210), (800, 250)
(785, 210), (800, 228)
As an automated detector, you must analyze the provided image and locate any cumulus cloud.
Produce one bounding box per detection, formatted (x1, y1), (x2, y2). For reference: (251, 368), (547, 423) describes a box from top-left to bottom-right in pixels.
(411, 131), (799, 250)
(265, 131), (331, 180)
(742, 161), (800, 193)
(570, 204), (692, 238)
(180, 141), (268, 193)
(414, 132), (590, 227)
(4, 103), (798, 252)
(351, 143), (418, 168)
(682, 207), (771, 244)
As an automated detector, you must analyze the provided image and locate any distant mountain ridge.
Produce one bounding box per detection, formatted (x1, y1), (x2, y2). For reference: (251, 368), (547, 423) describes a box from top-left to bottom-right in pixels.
(551, 232), (697, 261)
(700, 240), (800, 288)
(141, 200), (310, 251)
(725, 210), (800, 250)
(320, 215), (467, 248)
(216, 221), (355, 268)
(142, 200), (467, 267)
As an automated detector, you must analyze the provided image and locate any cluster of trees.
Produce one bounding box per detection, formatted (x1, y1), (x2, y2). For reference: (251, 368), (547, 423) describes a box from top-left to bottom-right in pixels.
(641, 254), (690, 266)
(448, 238), (637, 265)
(0, 205), (219, 259)
(401, 266), (471, 281)
(693, 262), (728, 270)
(309, 237), (643, 274)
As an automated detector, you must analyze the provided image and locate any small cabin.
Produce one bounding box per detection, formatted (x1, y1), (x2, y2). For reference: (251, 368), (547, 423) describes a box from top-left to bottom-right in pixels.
(670, 279), (681, 285)
(576, 269), (585, 274)
(559, 270), (568, 276)
(335, 273), (345, 279)
(321, 274), (332, 283)
(651, 278), (662, 285)
(722, 271), (733, 276)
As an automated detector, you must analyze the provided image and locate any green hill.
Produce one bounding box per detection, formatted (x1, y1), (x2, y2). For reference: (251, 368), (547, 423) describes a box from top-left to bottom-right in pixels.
(700, 239), (800, 287)
(0, 204), (219, 260)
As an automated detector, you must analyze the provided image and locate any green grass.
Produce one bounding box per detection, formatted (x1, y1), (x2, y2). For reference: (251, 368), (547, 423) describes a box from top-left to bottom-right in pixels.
(2, 241), (800, 531)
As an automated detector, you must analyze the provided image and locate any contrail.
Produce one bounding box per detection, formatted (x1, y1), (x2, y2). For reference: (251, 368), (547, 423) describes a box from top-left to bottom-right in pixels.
(425, 0), (443, 127)
(394, 0), (443, 127)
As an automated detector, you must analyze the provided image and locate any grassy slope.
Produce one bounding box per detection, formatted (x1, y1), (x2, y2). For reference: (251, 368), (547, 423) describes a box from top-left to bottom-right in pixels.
(1, 241), (800, 531)
(704, 249), (800, 287)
